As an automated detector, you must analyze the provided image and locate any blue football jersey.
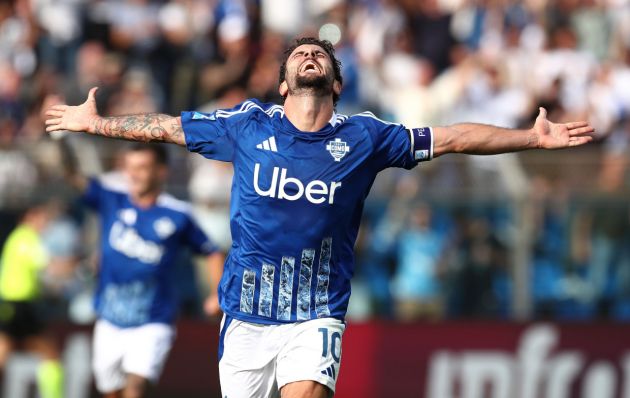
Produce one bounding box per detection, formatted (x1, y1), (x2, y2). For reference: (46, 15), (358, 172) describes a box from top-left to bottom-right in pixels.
(182, 99), (432, 324)
(83, 178), (217, 327)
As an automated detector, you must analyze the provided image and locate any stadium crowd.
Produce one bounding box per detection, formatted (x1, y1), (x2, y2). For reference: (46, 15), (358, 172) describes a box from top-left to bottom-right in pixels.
(1, 0), (629, 330)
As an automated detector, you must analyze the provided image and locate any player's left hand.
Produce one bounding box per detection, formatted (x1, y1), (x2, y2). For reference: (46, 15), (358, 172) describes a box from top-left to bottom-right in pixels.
(533, 107), (595, 149)
(204, 294), (222, 318)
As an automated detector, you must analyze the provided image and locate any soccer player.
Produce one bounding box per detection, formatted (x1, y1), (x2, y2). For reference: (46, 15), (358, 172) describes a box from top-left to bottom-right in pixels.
(45, 37), (594, 398)
(68, 143), (224, 398)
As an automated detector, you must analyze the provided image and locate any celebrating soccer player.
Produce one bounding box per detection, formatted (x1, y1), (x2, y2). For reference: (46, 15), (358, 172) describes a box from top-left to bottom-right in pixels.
(45, 37), (594, 398)
(64, 143), (224, 398)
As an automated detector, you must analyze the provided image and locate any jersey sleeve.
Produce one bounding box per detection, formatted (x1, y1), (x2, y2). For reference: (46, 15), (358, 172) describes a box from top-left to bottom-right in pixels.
(82, 177), (106, 210)
(182, 215), (218, 256)
(365, 114), (433, 170)
(181, 101), (254, 162)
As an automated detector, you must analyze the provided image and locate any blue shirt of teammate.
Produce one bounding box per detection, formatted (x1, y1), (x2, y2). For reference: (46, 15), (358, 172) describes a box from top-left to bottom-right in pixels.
(83, 178), (217, 327)
(182, 99), (433, 325)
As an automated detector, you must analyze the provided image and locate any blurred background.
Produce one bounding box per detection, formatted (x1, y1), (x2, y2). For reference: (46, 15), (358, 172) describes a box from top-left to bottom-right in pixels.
(0, 0), (629, 397)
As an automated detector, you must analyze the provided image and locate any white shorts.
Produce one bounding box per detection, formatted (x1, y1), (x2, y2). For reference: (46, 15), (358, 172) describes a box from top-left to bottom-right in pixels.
(218, 315), (345, 398)
(92, 319), (175, 393)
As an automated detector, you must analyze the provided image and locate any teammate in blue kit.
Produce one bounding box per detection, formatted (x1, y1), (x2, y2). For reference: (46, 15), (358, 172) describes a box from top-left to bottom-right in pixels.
(68, 143), (224, 398)
(46, 37), (594, 398)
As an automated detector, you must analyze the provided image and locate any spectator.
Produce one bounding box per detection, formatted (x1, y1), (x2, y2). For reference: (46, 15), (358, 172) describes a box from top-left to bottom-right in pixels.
(391, 203), (447, 321)
(0, 198), (64, 398)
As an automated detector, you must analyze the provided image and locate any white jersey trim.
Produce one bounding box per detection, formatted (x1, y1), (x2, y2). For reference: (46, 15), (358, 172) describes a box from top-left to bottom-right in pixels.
(328, 112), (348, 127)
(352, 111), (400, 126)
(98, 173), (128, 194)
(214, 101), (285, 120)
(156, 193), (192, 214)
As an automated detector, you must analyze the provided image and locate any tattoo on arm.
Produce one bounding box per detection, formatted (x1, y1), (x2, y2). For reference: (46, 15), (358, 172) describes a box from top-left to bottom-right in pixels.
(90, 114), (184, 145)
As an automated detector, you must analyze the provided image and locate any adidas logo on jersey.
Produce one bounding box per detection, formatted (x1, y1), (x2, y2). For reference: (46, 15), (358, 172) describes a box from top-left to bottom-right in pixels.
(321, 364), (337, 380)
(256, 136), (278, 152)
(253, 163), (341, 204)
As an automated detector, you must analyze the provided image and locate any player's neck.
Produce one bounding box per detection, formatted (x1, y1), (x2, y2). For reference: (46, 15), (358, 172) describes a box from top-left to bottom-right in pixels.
(283, 95), (334, 132)
(130, 190), (160, 209)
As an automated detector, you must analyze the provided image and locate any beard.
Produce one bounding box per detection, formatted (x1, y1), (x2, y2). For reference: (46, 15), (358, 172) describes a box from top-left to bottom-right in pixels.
(291, 72), (334, 97)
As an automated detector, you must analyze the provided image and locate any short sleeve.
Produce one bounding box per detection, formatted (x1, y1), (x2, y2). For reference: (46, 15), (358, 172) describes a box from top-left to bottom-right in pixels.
(182, 215), (218, 256)
(363, 113), (434, 170)
(181, 101), (255, 162)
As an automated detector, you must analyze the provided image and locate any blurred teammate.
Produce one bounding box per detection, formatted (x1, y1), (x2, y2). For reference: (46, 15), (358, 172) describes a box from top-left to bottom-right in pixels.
(69, 143), (223, 398)
(45, 37), (594, 398)
(0, 199), (64, 398)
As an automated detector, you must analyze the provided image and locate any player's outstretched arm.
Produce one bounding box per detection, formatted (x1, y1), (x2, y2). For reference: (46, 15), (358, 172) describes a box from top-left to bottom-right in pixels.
(45, 87), (186, 146)
(431, 107), (594, 158)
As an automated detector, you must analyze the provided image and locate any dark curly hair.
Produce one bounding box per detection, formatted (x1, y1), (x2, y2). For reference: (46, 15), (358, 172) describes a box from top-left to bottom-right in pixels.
(278, 37), (343, 106)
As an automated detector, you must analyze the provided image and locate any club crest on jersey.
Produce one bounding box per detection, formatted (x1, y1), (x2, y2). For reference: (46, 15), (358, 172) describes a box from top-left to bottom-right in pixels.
(326, 138), (350, 162)
(153, 217), (176, 239)
(119, 208), (137, 225)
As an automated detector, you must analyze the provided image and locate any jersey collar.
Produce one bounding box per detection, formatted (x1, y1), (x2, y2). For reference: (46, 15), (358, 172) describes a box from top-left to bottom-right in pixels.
(279, 111), (343, 139)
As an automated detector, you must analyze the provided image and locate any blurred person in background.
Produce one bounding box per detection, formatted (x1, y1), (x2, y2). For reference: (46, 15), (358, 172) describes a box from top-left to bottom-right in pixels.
(199, 13), (253, 105)
(391, 202), (447, 321)
(446, 213), (509, 318)
(0, 62), (38, 233)
(62, 143), (224, 398)
(0, 197), (64, 398)
(527, 175), (573, 318)
(569, 119), (630, 318)
(45, 35), (594, 398)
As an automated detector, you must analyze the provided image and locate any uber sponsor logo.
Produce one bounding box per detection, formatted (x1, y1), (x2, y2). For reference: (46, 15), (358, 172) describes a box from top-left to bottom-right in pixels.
(253, 163), (341, 204)
(109, 221), (164, 264)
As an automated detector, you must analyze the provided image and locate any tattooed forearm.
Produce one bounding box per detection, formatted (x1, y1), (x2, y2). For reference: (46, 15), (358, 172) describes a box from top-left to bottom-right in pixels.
(89, 114), (185, 145)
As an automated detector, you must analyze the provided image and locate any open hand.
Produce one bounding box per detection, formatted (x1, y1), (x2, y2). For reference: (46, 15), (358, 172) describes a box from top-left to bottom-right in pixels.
(533, 107), (595, 149)
(45, 87), (99, 133)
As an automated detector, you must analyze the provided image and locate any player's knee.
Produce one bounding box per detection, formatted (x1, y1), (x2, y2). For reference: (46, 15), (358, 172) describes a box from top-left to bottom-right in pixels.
(280, 380), (331, 398)
(122, 374), (149, 398)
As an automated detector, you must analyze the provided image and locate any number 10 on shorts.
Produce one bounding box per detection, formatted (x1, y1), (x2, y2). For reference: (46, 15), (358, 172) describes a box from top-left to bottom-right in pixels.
(318, 327), (341, 363)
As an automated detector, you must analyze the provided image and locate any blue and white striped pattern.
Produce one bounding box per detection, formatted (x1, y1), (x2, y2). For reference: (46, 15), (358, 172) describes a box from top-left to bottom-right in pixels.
(315, 238), (332, 317)
(237, 238), (333, 321)
(297, 249), (315, 320)
(239, 269), (256, 314)
(258, 264), (275, 317)
(277, 256), (295, 320)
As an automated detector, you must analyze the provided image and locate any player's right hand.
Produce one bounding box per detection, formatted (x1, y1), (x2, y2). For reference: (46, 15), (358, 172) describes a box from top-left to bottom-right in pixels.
(204, 294), (222, 318)
(45, 87), (99, 133)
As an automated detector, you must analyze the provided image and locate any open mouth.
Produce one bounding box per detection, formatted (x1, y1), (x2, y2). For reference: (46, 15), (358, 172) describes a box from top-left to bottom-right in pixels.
(301, 62), (320, 73)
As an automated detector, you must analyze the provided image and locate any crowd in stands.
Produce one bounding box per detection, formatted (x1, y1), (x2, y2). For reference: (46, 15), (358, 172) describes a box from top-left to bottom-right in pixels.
(1, 0), (629, 322)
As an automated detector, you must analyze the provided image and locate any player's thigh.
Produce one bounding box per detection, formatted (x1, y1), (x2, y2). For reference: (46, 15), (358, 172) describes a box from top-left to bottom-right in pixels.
(92, 320), (127, 393)
(219, 315), (280, 398)
(276, 318), (345, 395)
(121, 323), (175, 383)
